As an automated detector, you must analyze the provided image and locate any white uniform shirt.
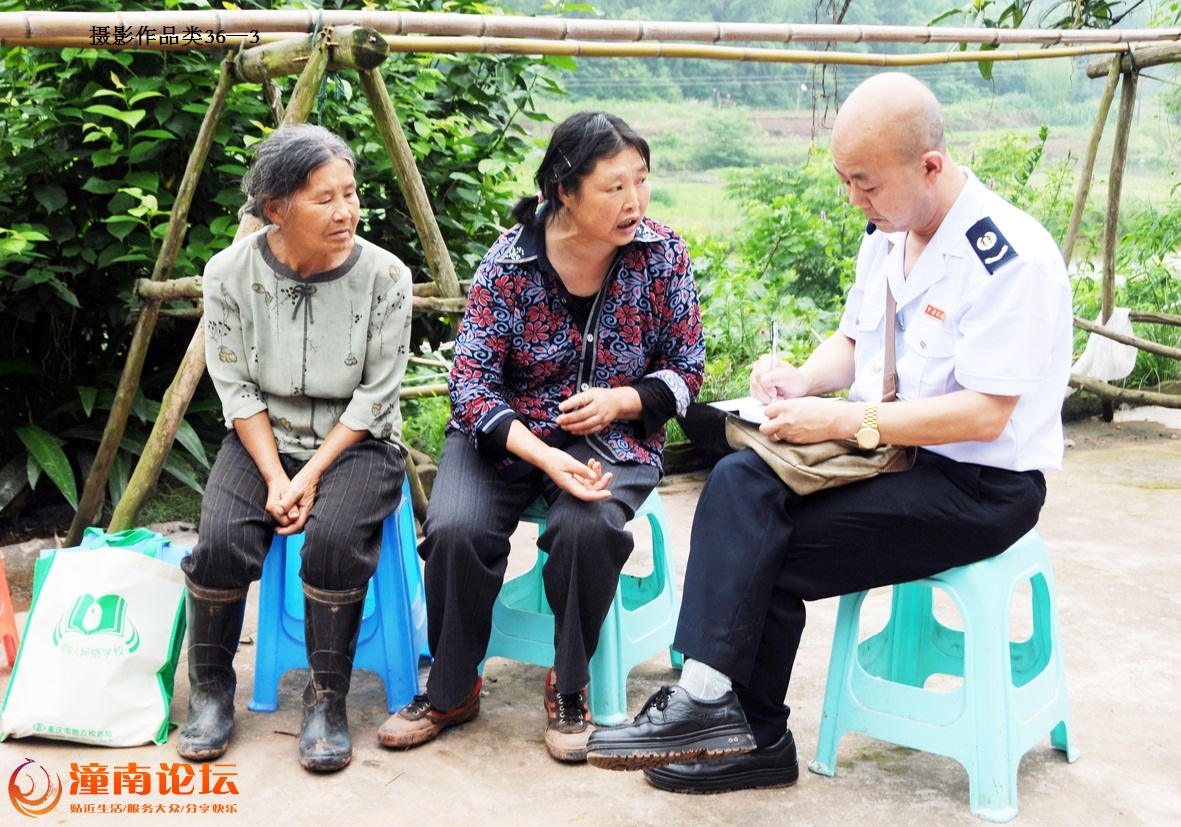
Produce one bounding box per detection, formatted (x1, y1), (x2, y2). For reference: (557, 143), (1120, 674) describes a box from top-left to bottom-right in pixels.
(838, 170), (1073, 471)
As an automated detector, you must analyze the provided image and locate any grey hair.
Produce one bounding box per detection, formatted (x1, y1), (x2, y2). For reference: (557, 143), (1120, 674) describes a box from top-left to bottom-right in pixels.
(238, 124), (356, 223)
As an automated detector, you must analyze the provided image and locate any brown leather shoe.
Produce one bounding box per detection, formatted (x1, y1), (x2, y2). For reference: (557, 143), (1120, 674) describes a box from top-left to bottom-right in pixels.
(378, 679), (482, 749)
(543, 668), (594, 763)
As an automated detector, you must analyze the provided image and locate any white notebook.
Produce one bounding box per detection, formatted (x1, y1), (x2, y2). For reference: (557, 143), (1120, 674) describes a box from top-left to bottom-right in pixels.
(709, 396), (769, 424)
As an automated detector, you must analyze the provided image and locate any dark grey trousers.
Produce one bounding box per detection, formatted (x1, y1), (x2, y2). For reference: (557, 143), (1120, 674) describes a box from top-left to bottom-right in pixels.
(183, 431), (405, 592)
(421, 431), (660, 709)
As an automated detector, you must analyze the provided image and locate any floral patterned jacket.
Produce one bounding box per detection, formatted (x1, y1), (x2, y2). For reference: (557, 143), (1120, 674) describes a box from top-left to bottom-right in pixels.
(448, 216), (705, 473)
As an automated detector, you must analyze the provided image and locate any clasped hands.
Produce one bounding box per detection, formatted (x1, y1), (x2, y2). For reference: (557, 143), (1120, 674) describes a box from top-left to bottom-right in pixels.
(750, 354), (848, 444)
(266, 469), (319, 536)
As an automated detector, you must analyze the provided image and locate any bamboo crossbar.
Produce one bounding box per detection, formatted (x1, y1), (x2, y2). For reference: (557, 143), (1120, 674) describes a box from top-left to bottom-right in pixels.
(2, 11), (1179, 49)
(0, 30), (1141, 66)
(378, 35), (1132, 66)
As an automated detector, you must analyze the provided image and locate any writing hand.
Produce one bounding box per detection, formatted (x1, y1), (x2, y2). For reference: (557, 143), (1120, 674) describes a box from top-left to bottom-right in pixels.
(750, 355), (809, 404)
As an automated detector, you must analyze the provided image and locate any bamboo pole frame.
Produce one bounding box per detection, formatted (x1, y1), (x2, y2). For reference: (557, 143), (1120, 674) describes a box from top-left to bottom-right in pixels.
(358, 66), (463, 314)
(3, 11), (1179, 48)
(231, 24), (388, 82)
(1102, 71), (1138, 330)
(1060, 58), (1120, 267)
(1090, 69), (1139, 422)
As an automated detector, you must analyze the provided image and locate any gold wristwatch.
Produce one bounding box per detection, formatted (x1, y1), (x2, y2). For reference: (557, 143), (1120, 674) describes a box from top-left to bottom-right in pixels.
(855, 402), (881, 450)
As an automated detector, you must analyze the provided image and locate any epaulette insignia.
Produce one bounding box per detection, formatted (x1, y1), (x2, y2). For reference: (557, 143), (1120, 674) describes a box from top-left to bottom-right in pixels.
(966, 217), (1018, 274)
(865, 221), (877, 235)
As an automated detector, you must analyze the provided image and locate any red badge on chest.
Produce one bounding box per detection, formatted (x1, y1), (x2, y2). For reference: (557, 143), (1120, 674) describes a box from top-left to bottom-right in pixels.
(923, 304), (946, 323)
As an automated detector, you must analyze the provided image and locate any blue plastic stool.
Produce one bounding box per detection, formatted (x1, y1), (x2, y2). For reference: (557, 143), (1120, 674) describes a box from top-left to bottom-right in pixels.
(248, 478), (427, 714)
(808, 530), (1079, 823)
(482, 489), (682, 726)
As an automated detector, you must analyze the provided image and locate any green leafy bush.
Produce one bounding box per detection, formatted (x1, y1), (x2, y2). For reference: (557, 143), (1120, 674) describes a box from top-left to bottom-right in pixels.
(686, 153), (860, 400)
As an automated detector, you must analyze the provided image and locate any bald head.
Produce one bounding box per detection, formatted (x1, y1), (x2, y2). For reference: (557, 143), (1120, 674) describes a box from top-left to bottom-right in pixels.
(833, 73), (946, 164)
(830, 73), (963, 240)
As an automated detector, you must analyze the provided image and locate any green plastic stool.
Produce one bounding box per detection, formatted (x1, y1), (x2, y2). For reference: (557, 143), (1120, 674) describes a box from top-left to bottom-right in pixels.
(808, 530), (1079, 823)
(482, 489), (682, 726)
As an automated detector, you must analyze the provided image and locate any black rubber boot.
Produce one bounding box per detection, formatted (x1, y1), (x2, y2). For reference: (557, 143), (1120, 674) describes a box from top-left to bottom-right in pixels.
(299, 582), (366, 773)
(176, 579), (248, 761)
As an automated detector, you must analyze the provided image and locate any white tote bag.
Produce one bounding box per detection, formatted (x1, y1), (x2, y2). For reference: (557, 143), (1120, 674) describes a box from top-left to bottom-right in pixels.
(0, 546), (187, 747)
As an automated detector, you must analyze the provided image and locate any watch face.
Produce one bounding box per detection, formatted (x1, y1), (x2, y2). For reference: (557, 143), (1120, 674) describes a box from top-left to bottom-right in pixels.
(856, 428), (880, 450)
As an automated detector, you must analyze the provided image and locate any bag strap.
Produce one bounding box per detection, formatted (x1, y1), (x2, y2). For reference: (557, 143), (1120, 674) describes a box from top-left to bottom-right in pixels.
(883, 281), (899, 403)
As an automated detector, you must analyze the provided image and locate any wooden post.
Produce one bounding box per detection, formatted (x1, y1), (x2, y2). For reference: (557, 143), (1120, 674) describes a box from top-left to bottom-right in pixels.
(1061, 58), (1120, 267)
(107, 32), (331, 532)
(66, 58), (235, 546)
(358, 67), (462, 310)
(1094, 69), (1139, 423)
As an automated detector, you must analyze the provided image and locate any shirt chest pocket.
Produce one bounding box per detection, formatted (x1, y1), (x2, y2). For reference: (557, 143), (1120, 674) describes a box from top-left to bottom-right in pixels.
(903, 321), (955, 358)
(902, 320), (956, 397)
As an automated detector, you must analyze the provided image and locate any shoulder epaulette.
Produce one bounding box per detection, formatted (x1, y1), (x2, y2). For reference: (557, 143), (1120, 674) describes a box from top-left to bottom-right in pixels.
(966, 217), (1018, 274)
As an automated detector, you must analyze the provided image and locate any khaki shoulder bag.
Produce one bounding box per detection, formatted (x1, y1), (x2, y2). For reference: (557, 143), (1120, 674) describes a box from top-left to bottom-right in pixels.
(725, 283), (917, 495)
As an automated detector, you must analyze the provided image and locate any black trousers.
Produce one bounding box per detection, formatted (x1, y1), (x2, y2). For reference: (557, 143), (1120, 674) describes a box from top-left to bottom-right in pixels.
(421, 431), (660, 710)
(183, 432), (405, 592)
(673, 447), (1046, 748)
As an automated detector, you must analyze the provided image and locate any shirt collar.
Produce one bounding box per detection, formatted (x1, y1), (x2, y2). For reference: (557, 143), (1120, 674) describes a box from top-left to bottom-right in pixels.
(928, 168), (989, 257)
(495, 208), (662, 265)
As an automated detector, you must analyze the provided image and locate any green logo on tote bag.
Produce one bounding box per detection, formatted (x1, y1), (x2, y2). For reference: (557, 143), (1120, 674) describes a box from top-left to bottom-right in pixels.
(52, 594), (140, 655)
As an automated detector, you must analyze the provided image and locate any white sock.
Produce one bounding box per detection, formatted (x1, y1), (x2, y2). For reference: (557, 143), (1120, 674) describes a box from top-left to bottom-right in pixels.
(679, 658), (732, 701)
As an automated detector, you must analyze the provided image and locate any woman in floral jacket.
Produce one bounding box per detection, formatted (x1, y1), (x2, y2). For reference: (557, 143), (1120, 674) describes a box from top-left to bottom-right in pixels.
(379, 111), (704, 763)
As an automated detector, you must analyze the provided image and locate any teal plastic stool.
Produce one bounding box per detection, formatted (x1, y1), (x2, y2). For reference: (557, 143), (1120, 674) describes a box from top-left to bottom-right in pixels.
(482, 489), (682, 726)
(248, 477), (427, 715)
(808, 530), (1078, 823)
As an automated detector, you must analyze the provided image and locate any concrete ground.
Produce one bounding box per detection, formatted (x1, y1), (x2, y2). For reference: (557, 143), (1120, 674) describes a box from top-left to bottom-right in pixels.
(2, 410), (1180, 826)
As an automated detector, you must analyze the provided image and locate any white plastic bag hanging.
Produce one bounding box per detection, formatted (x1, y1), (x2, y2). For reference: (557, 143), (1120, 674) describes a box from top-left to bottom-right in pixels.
(1071, 307), (1137, 382)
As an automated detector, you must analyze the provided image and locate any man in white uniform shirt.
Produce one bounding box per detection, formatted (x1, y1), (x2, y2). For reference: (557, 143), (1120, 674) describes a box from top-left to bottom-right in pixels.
(585, 72), (1073, 793)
